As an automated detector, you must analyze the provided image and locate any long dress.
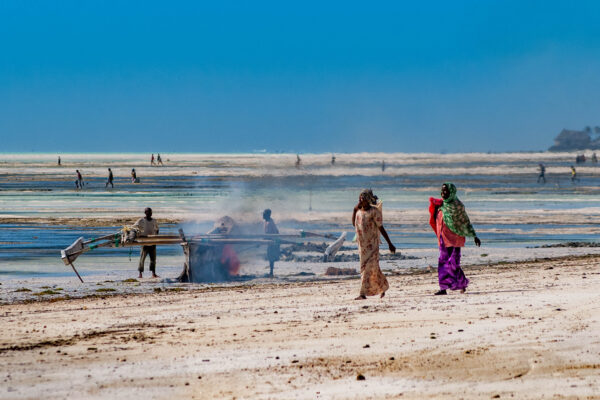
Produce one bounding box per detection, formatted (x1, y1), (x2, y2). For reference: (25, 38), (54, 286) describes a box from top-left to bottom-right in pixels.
(435, 209), (469, 291)
(264, 219), (280, 262)
(355, 206), (389, 296)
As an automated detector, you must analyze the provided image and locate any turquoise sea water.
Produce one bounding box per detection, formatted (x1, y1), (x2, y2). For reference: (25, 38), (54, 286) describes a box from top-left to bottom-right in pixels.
(1, 152), (599, 278)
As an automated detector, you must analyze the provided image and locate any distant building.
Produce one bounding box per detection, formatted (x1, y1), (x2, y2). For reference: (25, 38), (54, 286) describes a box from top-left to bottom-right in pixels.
(549, 128), (600, 151)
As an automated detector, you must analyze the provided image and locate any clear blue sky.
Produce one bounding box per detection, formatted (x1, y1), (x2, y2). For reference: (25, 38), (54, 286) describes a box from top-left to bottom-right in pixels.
(2, 1), (600, 153)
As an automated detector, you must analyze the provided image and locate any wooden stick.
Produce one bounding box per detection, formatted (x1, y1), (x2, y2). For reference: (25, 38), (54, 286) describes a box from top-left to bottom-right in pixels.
(68, 261), (84, 283)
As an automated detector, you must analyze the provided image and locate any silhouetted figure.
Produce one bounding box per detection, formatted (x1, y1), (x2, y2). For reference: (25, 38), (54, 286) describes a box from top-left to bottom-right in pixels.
(295, 154), (301, 168)
(151, 154), (155, 166)
(157, 153), (163, 166)
(263, 209), (280, 277)
(331, 154), (336, 165)
(57, 156), (61, 166)
(592, 153), (598, 163)
(105, 168), (114, 188)
(131, 168), (138, 183)
(75, 170), (84, 189)
(571, 165), (579, 182)
(381, 160), (386, 172)
(537, 163), (546, 183)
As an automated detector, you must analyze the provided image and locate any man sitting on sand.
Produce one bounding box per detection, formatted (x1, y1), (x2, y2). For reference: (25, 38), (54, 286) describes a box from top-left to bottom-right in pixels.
(134, 207), (160, 278)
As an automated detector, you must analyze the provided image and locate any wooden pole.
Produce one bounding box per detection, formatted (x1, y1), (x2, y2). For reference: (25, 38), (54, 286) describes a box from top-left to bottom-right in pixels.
(68, 261), (84, 283)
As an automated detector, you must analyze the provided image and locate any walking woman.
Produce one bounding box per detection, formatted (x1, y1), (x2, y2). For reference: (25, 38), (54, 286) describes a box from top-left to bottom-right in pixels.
(429, 183), (481, 295)
(352, 189), (396, 300)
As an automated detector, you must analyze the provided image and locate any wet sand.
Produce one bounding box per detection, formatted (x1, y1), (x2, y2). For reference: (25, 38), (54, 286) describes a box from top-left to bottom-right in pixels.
(1, 255), (599, 399)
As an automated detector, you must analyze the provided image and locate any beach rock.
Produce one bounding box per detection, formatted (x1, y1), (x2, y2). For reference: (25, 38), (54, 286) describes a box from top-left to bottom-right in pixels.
(325, 267), (357, 276)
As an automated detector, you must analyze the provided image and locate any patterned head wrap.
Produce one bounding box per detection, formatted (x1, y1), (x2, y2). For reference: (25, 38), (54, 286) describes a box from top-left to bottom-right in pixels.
(440, 183), (477, 237)
(360, 189), (379, 206)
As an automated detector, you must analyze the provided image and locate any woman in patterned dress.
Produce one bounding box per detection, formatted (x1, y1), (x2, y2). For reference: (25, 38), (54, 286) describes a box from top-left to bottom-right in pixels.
(352, 189), (396, 300)
(429, 183), (481, 295)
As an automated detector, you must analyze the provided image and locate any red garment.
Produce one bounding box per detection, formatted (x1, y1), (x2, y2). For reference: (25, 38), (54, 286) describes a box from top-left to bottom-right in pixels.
(429, 197), (465, 248)
(428, 197), (443, 234)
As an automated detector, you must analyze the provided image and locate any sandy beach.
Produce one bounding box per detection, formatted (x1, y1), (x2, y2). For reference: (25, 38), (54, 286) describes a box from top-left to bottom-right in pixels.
(1, 254), (599, 399)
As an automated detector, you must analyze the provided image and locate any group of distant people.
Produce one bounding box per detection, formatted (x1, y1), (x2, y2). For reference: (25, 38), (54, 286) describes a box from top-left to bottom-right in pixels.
(575, 153), (597, 164)
(537, 157), (598, 184)
(150, 153), (163, 166)
(299, 154), (387, 172)
(73, 168), (140, 189)
(58, 155), (163, 189)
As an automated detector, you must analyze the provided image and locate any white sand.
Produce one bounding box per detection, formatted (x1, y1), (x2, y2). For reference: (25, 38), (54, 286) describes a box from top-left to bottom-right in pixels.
(1, 254), (599, 399)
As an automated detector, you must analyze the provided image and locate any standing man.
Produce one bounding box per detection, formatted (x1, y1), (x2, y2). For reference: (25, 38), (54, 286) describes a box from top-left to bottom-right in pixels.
(157, 153), (163, 166)
(131, 168), (138, 183)
(134, 207), (159, 278)
(537, 163), (546, 183)
(75, 170), (84, 189)
(105, 168), (114, 188)
(263, 209), (280, 277)
(58, 156), (61, 166)
(151, 154), (155, 166)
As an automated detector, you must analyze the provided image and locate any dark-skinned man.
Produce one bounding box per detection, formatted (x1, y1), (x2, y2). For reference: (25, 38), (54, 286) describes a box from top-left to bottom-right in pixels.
(134, 207), (160, 278)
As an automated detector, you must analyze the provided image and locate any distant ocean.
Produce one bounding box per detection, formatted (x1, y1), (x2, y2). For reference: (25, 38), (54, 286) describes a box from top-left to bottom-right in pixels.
(1, 152), (599, 279)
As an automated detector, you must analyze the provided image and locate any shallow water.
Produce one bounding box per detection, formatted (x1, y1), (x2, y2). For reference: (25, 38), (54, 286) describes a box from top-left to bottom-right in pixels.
(1, 152), (599, 280)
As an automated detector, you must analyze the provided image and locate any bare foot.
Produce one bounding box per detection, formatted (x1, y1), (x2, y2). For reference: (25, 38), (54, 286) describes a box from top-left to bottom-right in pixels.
(138, 273), (143, 279)
(460, 288), (466, 294)
(354, 295), (367, 300)
(434, 289), (447, 295)
(380, 292), (386, 298)
(151, 273), (159, 278)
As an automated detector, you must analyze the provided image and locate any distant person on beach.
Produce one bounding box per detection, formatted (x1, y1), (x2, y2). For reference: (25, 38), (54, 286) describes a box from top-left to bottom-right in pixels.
(157, 153), (163, 165)
(75, 170), (84, 189)
(151, 154), (155, 166)
(592, 153), (598, 163)
(131, 168), (138, 183)
(571, 165), (579, 182)
(381, 160), (386, 172)
(295, 154), (301, 168)
(263, 209), (280, 277)
(105, 168), (114, 188)
(57, 156), (61, 166)
(331, 154), (336, 165)
(537, 163), (546, 183)
(429, 183), (481, 296)
(352, 189), (396, 300)
(134, 207), (160, 279)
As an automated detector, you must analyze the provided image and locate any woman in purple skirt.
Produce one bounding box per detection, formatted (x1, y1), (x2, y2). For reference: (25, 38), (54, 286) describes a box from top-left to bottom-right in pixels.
(429, 183), (481, 295)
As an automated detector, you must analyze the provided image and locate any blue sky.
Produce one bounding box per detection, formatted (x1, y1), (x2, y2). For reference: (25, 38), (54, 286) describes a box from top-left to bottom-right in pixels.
(1, 1), (600, 153)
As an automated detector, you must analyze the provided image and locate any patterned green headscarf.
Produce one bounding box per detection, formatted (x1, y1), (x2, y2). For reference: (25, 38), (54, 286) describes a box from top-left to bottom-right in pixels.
(440, 183), (477, 237)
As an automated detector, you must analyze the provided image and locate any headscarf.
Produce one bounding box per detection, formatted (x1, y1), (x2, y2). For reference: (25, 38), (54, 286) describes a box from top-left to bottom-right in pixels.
(439, 183), (477, 237)
(360, 189), (378, 206)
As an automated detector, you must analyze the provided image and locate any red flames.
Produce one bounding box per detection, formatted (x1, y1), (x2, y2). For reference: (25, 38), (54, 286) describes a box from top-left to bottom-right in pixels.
(221, 244), (240, 276)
